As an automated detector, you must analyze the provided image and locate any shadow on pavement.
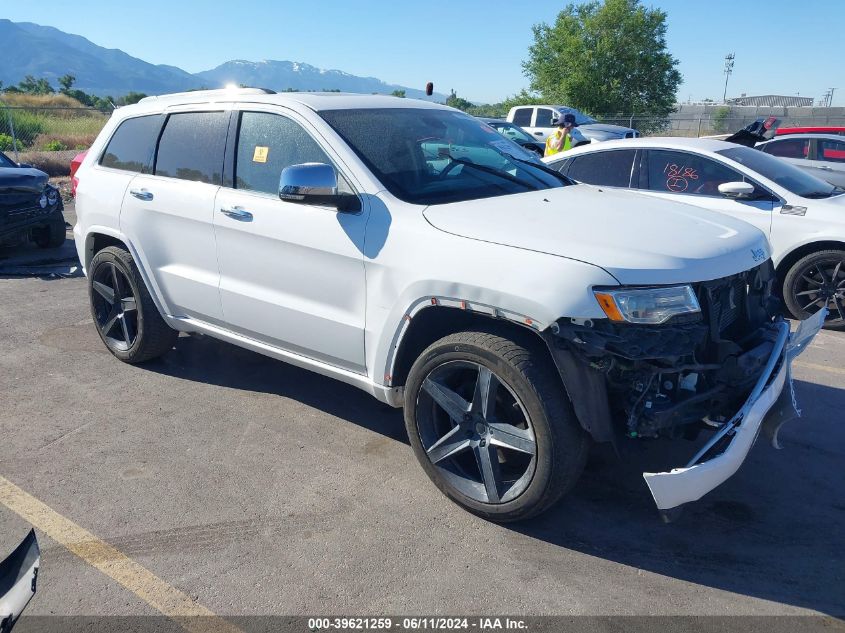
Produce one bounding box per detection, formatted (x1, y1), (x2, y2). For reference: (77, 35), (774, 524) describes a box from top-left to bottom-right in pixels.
(147, 334), (845, 616)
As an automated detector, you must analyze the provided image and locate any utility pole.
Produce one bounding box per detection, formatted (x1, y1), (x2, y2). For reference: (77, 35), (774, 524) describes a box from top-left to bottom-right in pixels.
(828, 88), (837, 107)
(722, 53), (735, 103)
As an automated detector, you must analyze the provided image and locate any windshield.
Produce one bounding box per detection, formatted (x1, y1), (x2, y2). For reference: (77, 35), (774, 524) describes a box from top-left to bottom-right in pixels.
(717, 146), (840, 199)
(485, 121), (536, 143)
(0, 151), (16, 168)
(320, 108), (568, 205)
(557, 107), (597, 126)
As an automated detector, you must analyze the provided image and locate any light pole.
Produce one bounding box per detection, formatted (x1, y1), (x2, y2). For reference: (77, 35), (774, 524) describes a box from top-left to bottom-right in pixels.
(722, 53), (735, 103)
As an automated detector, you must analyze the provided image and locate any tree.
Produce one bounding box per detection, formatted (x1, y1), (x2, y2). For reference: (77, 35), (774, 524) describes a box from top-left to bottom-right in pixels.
(116, 91), (147, 106)
(58, 74), (76, 92)
(523, 0), (681, 117)
(17, 75), (55, 95)
(445, 90), (474, 112)
(390, 89), (406, 98)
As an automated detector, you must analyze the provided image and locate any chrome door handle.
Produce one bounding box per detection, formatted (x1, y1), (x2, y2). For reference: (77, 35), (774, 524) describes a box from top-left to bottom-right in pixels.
(533, 132), (543, 136)
(219, 206), (253, 221)
(818, 165), (833, 171)
(129, 189), (153, 201)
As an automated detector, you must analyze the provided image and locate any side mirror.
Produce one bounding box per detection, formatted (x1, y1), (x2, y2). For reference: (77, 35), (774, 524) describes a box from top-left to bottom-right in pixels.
(550, 117), (559, 126)
(279, 163), (359, 211)
(718, 181), (755, 198)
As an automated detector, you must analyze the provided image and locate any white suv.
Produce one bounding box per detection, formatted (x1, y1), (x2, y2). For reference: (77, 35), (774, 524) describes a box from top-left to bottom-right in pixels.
(74, 89), (823, 521)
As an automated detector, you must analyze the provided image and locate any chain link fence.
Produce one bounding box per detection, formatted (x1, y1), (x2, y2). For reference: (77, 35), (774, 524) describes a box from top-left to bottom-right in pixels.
(0, 104), (111, 176)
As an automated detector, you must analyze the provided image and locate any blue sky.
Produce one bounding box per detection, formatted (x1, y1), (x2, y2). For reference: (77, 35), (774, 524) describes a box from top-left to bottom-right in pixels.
(3, 0), (842, 105)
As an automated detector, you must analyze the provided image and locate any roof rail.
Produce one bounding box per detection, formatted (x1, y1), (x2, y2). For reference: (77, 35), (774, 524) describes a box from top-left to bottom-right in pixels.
(138, 87), (276, 103)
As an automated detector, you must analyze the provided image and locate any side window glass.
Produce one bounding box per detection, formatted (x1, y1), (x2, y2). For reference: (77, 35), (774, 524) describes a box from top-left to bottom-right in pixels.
(761, 138), (809, 159)
(512, 108), (532, 127)
(100, 115), (162, 173)
(819, 140), (845, 163)
(566, 150), (636, 187)
(535, 108), (555, 128)
(646, 150), (745, 196)
(154, 111), (228, 184)
(235, 111), (347, 195)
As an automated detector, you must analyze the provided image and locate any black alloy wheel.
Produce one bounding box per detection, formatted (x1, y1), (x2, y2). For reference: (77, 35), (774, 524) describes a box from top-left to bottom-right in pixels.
(416, 360), (537, 505)
(784, 249), (845, 330)
(91, 260), (139, 352)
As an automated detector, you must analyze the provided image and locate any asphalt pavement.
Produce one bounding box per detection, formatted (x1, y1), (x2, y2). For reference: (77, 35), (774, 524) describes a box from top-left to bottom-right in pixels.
(0, 203), (843, 625)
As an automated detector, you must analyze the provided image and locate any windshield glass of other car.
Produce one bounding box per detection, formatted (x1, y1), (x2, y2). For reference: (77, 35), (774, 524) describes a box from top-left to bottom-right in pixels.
(558, 107), (597, 126)
(488, 122), (536, 143)
(718, 146), (839, 198)
(0, 151), (16, 168)
(320, 108), (567, 205)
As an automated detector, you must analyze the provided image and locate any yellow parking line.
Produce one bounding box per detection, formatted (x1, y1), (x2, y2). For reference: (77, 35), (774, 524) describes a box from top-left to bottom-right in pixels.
(0, 475), (242, 633)
(793, 360), (845, 377)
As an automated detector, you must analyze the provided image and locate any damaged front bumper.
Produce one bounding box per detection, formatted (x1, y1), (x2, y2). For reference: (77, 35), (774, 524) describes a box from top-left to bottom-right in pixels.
(643, 308), (826, 514)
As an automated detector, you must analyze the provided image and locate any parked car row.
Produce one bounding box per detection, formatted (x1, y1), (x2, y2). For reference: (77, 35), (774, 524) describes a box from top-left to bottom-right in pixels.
(70, 89), (826, 523)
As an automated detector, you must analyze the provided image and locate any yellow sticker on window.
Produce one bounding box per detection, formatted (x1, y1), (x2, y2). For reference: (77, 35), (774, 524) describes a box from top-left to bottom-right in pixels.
(253, 146), (269, 163)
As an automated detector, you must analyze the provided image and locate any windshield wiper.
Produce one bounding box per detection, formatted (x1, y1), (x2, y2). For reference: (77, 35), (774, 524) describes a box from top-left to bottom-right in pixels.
(446, 157), (540, 190)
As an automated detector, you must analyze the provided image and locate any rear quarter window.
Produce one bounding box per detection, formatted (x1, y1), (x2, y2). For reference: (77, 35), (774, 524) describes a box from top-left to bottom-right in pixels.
(99, 115), (163, 173)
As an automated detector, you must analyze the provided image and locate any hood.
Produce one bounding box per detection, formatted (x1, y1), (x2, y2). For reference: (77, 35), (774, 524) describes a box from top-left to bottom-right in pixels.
(422, 186), (771, 286)
(0, 167), (49, 193)
(580, 123), (634, 136)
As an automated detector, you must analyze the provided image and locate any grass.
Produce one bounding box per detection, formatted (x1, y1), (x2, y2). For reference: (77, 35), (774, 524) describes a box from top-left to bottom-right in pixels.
(1, 93), (109, 150)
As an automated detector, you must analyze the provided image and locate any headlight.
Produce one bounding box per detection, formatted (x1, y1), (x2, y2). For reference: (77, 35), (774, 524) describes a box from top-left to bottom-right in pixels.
(593, 285), (700, 324)
(46, 187), (59, 206)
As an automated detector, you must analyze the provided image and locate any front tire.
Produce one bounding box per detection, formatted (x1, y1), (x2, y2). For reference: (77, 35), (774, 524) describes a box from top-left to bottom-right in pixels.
(88, 246), (178, 363)
(783, 249), (845, 331)
(404, 330), (589, 522)
(33, 217), (66, 249)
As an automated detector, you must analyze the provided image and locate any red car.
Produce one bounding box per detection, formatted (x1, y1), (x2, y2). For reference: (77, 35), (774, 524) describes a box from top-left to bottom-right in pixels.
(775, 126), (845, 137)
(70, 149), (88, 197)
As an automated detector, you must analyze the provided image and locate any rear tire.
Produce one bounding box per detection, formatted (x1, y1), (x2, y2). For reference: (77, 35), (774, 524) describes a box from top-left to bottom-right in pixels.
(783, 249), (845, 331)
(404, 329), (589, 522)
(88, 246), (178, 363)
(33, 217), (66, 249)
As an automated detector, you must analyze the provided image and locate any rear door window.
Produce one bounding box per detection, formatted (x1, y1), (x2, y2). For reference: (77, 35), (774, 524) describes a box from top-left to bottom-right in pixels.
(534, 108), (556, 128)
(154, 111), (229, 184)
(99, 115), (163, 173)
(760, 138), (809, 159)
(511, 108), (532, 127)
(566, 150), (636, 188)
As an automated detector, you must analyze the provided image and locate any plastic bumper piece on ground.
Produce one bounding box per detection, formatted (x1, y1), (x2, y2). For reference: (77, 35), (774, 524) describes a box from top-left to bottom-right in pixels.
(642, 309), (827, 513)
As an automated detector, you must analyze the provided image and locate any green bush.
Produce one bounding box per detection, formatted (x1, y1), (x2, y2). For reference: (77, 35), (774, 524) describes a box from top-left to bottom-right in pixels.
(0, 133), (15, 151)
(42, 139), (68, 151)
(0, 109), (46, 147)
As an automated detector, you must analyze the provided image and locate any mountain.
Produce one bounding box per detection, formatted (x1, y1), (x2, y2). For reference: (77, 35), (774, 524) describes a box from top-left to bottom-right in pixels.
(0, 20), (445, 101)
(0, 20), (198, 96)
(194, 60), (444, 101)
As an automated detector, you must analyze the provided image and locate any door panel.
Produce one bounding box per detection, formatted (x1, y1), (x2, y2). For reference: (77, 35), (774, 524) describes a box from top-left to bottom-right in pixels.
(213, 110), (368, 372)
(119, 110), (229, 322)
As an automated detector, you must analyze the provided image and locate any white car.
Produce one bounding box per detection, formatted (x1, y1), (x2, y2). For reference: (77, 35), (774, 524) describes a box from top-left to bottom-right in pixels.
(74, 89), (822, 521)
(545, 137), (845, 329)
(506, 105), (637, 143)
(756, 133), (845, 189)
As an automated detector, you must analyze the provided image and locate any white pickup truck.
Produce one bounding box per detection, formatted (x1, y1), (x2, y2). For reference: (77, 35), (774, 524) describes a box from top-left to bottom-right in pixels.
(506, 104), (638, 143)
(73, 89), (822, 521)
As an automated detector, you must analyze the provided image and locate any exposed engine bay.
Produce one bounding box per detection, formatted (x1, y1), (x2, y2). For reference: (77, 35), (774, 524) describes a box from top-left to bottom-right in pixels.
(548, 262), (782, 440)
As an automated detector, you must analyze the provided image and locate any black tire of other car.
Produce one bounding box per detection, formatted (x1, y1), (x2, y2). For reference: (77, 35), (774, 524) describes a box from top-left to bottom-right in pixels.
(88, 246), (179, 362)
(783, 249), (845, 331)
(404, 330), (589, 522)
(32, 217), (66, 249)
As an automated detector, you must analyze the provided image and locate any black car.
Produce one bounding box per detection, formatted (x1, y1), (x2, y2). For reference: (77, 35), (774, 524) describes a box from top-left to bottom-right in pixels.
(0, 150), (65, 249)
(477, 118), (546, 158)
